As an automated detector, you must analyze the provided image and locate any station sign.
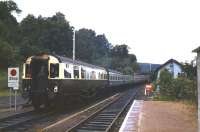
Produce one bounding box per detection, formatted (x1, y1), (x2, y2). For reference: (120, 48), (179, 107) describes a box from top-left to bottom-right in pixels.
(8, 67), (19, 89)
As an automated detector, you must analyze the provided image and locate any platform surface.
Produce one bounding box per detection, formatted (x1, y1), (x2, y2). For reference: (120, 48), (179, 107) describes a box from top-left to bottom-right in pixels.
(138, 101), (197, 132)
(119, 100), (143, 132)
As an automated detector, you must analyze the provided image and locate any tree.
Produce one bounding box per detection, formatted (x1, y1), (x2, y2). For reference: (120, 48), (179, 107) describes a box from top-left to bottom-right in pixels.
(75, 28), (97, 63)
(20, 13), (73, 58)
(0, 0), (21, 42)
(0, 39), (16, 67)
(111, 44), (129, 58)
(0, 0), (21, 68)
(182, 61), (196, 80)
(109, 44), (137, 74)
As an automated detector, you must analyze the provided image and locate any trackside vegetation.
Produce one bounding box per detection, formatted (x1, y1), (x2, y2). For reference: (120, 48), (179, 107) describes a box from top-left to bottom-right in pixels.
(154, 63), (197, 104)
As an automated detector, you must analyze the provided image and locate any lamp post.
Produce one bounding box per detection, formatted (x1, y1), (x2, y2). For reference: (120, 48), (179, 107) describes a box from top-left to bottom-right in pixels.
(73, 28), (76, 61)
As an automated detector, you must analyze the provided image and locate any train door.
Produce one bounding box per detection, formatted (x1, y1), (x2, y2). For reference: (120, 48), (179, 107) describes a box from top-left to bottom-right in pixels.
(74, 65), (79, 79)
(30, 57), (49, 109)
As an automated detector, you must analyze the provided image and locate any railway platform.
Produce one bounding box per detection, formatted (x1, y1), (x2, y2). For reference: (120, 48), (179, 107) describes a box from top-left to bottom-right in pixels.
(119, 100), (143, 132)
(119, 100), (197, 132)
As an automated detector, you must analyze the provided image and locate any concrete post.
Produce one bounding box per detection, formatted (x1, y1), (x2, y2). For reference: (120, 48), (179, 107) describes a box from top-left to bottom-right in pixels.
(193, 47), (200, 132)
(197, 52), (200, 132)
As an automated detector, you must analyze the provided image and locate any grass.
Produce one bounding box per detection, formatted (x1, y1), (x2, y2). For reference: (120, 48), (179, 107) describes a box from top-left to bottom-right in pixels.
(0, 69), (7, 89)
(0, 69), (9, 97)
(153, 93), (197, 109)
(0, 88), (17, 97)
(181, 99), (197, 107)
(153, 95), (177, 101)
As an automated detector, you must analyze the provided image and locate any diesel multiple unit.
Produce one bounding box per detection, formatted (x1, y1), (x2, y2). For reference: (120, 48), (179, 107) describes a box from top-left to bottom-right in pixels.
(22, 53), (144, 109)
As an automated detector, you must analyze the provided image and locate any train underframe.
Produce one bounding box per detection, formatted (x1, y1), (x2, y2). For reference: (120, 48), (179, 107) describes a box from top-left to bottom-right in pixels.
(22, 79), (137, 110)
(22, 79), (110, 110)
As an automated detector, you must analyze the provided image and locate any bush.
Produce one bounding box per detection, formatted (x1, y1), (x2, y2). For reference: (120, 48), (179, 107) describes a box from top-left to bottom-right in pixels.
(173, 78), (197, 102)
(157, 69), (197, 103)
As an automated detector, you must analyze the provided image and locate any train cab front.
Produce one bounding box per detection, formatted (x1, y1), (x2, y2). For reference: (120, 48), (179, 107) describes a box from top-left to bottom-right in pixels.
(22, 53), (60, 110)
(30, 54), (49, 109)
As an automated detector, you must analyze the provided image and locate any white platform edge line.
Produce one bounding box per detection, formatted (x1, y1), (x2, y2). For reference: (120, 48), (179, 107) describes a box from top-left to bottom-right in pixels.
(119, 100), (143, 132)
(119, 100), (136, 132)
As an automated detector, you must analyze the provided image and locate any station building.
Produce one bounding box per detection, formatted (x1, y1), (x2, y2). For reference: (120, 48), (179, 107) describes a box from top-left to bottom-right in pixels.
(156, 59), (183, 80)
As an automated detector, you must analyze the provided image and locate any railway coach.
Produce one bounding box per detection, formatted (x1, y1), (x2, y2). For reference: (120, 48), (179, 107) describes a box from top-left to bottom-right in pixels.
(22, 53), (134, 109)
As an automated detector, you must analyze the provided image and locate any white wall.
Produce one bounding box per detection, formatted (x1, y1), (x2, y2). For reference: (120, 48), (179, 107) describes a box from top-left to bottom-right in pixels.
(157, 62), (182, 79)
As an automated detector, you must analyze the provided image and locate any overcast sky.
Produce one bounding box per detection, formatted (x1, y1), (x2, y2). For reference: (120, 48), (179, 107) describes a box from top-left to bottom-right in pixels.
(13, 0), (200, 64)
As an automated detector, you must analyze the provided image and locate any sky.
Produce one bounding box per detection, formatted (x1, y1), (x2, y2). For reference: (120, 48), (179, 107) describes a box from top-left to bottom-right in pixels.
(13, 0), (200, 64)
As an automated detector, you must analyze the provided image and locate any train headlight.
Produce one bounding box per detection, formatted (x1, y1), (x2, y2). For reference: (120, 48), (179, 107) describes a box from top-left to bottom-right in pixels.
(54, 86), (58, 93)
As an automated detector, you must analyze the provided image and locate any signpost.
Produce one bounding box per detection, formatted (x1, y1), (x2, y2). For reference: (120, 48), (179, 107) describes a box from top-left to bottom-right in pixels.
(8, 67), (19, 111)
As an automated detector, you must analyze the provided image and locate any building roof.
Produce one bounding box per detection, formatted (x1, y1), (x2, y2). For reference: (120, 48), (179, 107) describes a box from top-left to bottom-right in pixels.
(155, 59), (182, 72)
(192, 46), (200, 53)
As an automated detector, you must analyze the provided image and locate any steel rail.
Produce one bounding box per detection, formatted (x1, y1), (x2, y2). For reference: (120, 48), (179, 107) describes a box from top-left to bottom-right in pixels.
(68, 88), (138, 132)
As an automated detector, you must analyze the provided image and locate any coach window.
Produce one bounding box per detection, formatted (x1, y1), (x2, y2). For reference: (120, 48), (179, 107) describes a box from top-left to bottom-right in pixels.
(100, 73), (103, 79)
(86, 71), (90, 79)
(74, 65), (79, 79)
(91, 71), (96, 79)
(104, 74), (107, 79)
(64, 64), (71, 78)
(81, 68), (86, 79)
(50, 63), (59, 78)
(98, 72), (101, 79)
(64, 70), (71, 78)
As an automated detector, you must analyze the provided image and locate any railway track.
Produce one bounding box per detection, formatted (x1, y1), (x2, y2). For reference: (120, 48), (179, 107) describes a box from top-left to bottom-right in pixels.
(0, 85), (142, 132)
(68, 88), (138, 132)
(0, 93), (122, 132)
(0, 110), (34, 131)
(0, 92), (122, 132)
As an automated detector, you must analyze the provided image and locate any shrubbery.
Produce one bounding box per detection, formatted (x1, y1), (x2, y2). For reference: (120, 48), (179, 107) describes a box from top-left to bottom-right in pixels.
(156, 69), (197, 103)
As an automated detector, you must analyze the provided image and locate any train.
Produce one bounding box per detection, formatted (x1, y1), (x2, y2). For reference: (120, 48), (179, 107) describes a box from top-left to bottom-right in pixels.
(22, 53), (147, 109)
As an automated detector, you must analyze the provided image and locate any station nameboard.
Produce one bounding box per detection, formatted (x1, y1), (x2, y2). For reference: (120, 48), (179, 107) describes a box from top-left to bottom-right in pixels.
(8, 67), (19, 90)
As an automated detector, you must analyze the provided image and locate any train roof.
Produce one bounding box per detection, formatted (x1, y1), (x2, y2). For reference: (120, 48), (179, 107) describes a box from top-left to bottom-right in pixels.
(25, 54), (125, 75)
(56, 55), (106, 70)
(108, 69), (122, 75)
